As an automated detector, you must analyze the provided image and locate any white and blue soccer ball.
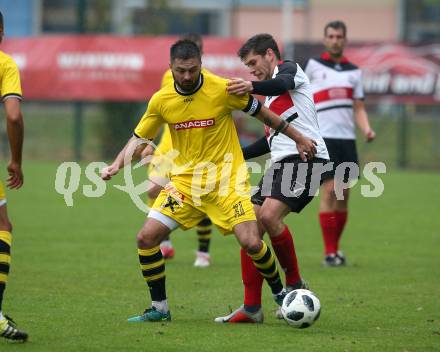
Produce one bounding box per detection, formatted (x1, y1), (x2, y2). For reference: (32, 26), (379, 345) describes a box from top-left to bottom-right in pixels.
(281, 289), (321, 328)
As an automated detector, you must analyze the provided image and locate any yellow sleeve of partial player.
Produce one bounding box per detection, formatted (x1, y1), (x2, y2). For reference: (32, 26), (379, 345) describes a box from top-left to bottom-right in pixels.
(160, 69), (173, 89)
(134, 93), (165, 140)
(1, 57), (22, 100)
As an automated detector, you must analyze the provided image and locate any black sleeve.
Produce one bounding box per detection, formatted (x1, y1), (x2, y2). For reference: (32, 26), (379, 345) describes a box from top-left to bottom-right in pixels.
(242, 95), (262, 116)
(242, 136), (270, 160)
(251, 61), (297, 96)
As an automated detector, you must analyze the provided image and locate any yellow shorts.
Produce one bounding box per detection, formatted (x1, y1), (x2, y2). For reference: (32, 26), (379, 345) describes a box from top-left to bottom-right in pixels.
(0, 181), (6, 206)
(152, 183), (256, 235)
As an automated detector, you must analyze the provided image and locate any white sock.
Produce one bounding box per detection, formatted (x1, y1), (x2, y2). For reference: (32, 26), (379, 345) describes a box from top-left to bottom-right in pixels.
(0, 312), (4, 321)
(160, 240), (173, 248)
(196, 251), (210, 258)
(152, 300), (168, 313)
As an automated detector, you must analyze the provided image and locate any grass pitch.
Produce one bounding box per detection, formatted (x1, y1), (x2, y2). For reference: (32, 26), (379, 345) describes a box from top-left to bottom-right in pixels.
(1, 161), (439, 351)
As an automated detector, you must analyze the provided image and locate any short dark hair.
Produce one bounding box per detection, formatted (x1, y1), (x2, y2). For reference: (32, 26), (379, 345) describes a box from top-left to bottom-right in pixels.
(238, 33), (281, 60)
(324, 20), (347, 37)
(181, 33), (203, 54)
(170, 39), (201, 62)
(0, 11), (3, 27)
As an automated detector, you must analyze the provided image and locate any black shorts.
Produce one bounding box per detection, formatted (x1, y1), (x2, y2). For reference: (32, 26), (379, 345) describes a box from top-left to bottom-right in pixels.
(251, 156), (329, 213)
(322, 138), (359, 182)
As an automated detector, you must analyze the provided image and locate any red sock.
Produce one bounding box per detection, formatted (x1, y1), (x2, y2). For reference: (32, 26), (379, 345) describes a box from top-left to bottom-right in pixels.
(335, 210), (348, 250)
(270, 225), (301, 287)
(319, 212), (338, 255)
(241, 248), (263, 306)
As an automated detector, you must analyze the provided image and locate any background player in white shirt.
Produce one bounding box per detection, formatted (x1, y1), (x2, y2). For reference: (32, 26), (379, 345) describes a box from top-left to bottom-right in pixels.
(304, 21), (375, 267)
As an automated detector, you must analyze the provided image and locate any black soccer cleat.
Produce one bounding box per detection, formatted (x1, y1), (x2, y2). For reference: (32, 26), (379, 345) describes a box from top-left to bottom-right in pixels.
(288, 278), (309, 291)
(322, 253), (345, 267)
(336, 250), (347, 265)
(0, 315), (28, 342)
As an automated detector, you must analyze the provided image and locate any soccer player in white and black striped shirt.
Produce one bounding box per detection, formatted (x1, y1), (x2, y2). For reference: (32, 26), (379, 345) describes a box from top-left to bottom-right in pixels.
(304, 21), (375, 267)
(215, 33), (329, 323)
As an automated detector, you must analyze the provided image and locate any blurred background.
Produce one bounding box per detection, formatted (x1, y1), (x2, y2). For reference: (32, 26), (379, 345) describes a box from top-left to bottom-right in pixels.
(0, 0), (439, 170)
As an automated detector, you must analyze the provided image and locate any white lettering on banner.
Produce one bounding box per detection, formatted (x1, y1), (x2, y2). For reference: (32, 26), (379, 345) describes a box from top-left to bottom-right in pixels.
(391, 74), (435, 95)
(173, 119), (215, 130)
(57, 53), (144, 70)
(11, 53), (27, 69)
(61, 70), (140, 81)
(363, 73), (391, 94)
(203, 55), (243, 71)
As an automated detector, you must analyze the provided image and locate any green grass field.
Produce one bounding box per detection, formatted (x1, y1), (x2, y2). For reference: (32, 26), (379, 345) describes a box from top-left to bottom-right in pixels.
(1, 161), (439, 351)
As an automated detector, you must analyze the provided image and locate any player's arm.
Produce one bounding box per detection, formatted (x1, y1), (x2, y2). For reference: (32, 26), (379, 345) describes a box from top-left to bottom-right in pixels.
(241, 96), (317, 161)
(255, 105), (317, 161)
(354, 99), (375, 142)
(101, 136), (151, 180)
(242, 136), (270, 160)
(227, 62), (297, 96)
(4, 98), (24, 189)
(140, 143), (155, 160)
(102, 96), (163, 180)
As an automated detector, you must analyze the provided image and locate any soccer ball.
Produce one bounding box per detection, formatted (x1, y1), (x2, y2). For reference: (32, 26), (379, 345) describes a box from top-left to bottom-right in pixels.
(281, 289), (321, 328)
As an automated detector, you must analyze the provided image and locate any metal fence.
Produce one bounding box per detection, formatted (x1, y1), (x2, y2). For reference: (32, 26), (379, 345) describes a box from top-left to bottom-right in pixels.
(1, 101), (439, 171)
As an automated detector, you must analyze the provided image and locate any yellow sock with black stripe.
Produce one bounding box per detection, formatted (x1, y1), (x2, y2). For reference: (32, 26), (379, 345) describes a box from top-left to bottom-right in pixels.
(196, 217), (212, 253)
(138, 246), (166, 301)
(0, 231), (12, 312)
(248, 241), (283, 295)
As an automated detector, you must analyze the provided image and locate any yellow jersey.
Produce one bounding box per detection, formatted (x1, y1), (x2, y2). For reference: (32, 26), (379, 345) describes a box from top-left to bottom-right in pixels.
(155, 69), (173, 155)
(135, 71), (255, 190)
(0, 51), (22, 101)
(153, 125), (173, 155)
(160, 69), (173, 89)
(155, 68), (211, 155)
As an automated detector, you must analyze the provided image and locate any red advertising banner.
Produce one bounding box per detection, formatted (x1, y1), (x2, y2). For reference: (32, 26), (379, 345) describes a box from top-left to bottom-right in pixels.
(2, 36), (440, 104)
(294, 42), (440, 105)
(2, 35), (252, 101)
(345, 43), (440, 104)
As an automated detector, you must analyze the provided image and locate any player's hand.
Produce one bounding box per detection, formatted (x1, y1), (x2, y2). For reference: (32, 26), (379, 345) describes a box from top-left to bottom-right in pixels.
(227, 78), (253, 95)
(140, 145), (152, 160)
(365, 129), (376, 143)
(101, 164), (119, 181)
(7, 161), (23, 189)
(296, 137), (318, 162)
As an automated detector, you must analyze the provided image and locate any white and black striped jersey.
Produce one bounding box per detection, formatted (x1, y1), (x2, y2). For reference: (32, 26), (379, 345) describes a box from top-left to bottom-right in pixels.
(251, 61), (328, 162)
(304, 53), (364, 140)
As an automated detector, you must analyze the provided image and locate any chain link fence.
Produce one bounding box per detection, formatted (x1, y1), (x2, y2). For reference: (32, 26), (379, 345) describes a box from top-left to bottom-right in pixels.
(2, 101), (438, 171)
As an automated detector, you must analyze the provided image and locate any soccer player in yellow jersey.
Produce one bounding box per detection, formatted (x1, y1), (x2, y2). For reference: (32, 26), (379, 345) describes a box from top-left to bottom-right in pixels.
(101, 39), (317, 322)
(146, 34), (214, 266)
(0, 11), (28, 342)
